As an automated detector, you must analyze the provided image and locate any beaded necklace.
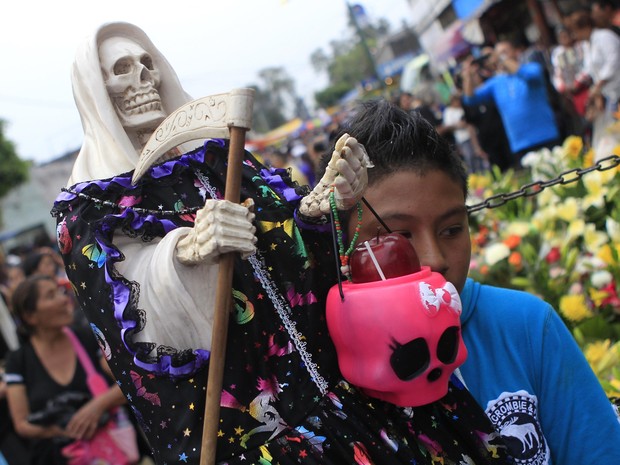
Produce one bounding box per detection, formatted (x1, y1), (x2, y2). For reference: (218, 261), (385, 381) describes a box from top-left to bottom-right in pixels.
(329, 187), (363, 281)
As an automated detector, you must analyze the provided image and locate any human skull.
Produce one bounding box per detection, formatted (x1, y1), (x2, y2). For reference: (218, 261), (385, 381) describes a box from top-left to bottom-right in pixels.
(99, 37), (166, 130)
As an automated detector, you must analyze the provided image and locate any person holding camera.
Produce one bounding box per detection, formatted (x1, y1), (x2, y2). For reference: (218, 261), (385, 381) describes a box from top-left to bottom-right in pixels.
(461, 40), (560, 168)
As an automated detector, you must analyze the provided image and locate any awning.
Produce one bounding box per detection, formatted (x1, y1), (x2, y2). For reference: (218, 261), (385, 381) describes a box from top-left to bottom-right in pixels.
(430, 20), (471, 63)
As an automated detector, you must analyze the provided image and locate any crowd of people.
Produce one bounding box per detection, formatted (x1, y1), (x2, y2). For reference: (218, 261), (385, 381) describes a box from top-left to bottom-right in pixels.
(2, 6), (620, 464)
(378, 0), (620, 176)
(255, 3), (620, 184)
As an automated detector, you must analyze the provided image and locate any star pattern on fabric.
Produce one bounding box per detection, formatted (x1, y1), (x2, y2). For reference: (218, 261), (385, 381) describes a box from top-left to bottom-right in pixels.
(183, 428), (191, 437)
(189, 403), (195, 410)
(178, 452), (188, 462)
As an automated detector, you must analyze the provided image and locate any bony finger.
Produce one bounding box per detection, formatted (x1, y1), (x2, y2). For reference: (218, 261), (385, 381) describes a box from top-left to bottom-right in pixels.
(333, 175), (354, 198)
(339, 147), (362, 171)
(334, 158), (357, 183)
(335, 133), (350, 152)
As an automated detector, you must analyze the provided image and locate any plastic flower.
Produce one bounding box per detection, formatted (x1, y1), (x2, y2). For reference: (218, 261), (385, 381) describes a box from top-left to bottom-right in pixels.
(559, 294), (593, 322)
(484, 242), (511, 266)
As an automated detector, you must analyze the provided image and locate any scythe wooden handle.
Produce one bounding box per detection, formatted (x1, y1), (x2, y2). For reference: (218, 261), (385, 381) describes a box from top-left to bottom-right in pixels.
(200, 125), (247, 465)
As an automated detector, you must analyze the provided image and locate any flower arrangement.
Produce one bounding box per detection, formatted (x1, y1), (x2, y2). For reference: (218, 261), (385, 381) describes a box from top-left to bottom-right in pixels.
(467, 136), (620, 396)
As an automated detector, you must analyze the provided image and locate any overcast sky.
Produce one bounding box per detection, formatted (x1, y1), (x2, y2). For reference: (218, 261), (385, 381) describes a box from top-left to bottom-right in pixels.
(0, 0), (412, 164)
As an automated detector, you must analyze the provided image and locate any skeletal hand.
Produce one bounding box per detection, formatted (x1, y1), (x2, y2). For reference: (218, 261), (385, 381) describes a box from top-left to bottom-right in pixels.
(298, 133), (372, 217)
(176, 199), (257, 265)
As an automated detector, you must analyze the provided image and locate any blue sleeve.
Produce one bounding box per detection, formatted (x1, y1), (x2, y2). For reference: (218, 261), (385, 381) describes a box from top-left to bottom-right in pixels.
(538, 307), (620, 464)
(462, 79), (495, 106)
(516, 62), (545, 84)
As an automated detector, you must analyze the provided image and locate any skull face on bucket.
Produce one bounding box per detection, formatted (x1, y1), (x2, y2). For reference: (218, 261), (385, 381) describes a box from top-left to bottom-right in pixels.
(326, 267), (467, 407)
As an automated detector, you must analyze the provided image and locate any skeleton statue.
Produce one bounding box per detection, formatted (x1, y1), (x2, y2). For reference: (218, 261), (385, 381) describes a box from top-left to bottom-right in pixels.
(54, 22), (373, 463)
(68, 22), (364, 354)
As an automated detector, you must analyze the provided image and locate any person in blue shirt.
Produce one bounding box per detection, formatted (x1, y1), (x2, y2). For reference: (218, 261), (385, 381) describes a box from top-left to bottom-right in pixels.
(461, 40), (560, 168)
(339, 98), (620, 464)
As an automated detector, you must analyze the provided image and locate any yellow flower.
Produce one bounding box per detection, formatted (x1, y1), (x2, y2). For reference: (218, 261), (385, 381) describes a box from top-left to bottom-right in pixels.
(563, 135), (583, 160)
(584, 339), (611, 369)
(506, 221), (531, 237)
(559, 294), (593, 322)
(584, 147), (595, 167)
(468, 173), (492, 191)
(584, 224), (610, 254)
(597, 244), (616, 266)
(584, 340), (620, 389)
(567, 218), (585, 240)
(556, 197), (579, 222)
(582, 171), (606, 209)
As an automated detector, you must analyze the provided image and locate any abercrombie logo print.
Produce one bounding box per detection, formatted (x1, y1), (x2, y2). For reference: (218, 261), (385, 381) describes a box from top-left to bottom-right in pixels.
(486, 390), (550, 465)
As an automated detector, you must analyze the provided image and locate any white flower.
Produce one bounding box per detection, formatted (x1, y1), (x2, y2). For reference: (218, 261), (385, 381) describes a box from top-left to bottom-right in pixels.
(506, 221), (531, 237)
(606, 218), (620, 243)
(521, 150), (542, 168)
(484, 242), (511, 266)
(591, 270), (613, 288)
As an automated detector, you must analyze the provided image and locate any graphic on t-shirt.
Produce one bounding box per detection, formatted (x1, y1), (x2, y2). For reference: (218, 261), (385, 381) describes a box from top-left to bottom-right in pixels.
(485, 390), (550, 464)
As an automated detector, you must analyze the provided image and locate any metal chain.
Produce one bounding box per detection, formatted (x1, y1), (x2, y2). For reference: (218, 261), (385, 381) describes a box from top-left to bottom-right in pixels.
(466, 155), (620, 213)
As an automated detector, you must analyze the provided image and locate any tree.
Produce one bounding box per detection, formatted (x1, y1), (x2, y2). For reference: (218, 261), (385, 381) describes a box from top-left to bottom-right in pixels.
(0, 119), (29, 199)
(311, 17), (392, 108)
(248, 67), (300, 134)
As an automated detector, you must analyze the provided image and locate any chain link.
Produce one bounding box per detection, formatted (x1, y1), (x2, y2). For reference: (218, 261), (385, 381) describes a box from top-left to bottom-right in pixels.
(466, 155), (620, 213)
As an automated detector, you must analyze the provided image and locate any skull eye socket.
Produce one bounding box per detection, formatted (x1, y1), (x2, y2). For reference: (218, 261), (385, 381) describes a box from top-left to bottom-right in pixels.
(141, 55), (154, 71)
(390, 338), (430, 381)
(437, 326), (460, 364)
(113, 58), (132, 76)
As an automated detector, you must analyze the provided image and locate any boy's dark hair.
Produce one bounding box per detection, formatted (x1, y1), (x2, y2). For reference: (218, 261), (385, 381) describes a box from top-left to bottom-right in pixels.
(326, 98), (468, 197)
(12, 274), (56, 338)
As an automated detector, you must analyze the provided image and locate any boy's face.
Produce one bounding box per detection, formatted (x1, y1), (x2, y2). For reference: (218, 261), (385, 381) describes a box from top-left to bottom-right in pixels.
(348, 169), (471, 293)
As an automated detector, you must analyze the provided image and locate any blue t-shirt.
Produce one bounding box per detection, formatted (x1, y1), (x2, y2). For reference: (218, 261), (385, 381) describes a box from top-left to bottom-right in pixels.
(459, 279), (620, 464)
(462, 62), (559, 153)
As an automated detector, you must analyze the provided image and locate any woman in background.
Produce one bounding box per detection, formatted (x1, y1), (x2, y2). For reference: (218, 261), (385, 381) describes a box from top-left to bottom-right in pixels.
(4, 275), (126, 465)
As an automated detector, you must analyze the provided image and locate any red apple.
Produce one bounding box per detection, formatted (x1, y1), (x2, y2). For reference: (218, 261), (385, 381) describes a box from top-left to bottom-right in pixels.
(349, 232), (421, 283)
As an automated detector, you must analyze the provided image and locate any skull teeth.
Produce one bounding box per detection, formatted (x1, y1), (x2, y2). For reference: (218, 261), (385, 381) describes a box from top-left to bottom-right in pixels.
(122, 92), (163, 114)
